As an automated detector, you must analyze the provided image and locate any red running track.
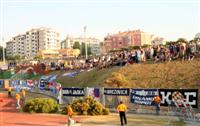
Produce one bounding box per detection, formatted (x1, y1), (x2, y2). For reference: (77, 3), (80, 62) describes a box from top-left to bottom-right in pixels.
(0, 93), (79, 126)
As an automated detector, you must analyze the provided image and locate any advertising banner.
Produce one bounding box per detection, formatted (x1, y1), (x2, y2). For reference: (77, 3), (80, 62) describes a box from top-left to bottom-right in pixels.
(62, 88), (85, 96)
(104, 88), (130, 96)
(27, 80), (34, 87)
(39, 79), (47, 90)
(4, 80), (9, 89)
(87, 88), (100, 101)
(9, 80), (19, 87)
(20, 80), (28, 89)
(130, 89), (158, 106)
(159, 89), (198, 108)
(0, 80), (3, 87)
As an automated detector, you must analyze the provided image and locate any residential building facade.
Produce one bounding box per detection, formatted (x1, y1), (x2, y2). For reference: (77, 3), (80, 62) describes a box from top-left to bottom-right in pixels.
(103, 29), (164, 52)
(61, 37), (101, 55)
(6, 41), (17, 57)
(6, 27), (60, 59)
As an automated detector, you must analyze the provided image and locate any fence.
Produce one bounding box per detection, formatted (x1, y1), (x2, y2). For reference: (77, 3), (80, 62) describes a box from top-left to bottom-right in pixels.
(0, 79), (199, 112)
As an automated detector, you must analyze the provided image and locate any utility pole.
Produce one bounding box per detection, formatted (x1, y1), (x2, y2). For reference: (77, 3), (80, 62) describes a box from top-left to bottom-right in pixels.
(2, 37), (5, 64)
(84, 26), (87, 59)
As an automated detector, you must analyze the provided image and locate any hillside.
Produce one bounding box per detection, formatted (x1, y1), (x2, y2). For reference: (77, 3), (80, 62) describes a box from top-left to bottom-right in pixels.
(56, 67), (119, 87)
(118, 60), (200, 88)
(57, 60), (200, 88)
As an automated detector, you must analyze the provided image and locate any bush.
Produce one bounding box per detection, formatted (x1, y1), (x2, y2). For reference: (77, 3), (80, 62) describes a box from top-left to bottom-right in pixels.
(62, 97), (110, 115)
(102, 108), (110, 115)
(23, 98), (59, 113)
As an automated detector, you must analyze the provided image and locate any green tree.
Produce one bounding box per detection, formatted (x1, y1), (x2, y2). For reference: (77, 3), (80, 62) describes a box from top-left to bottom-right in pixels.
(81, 43), (92, 56)
(176, 38), (188, 43)
(0, 46), (3, 61)
(14, 55), (21, 60)
(0, 46), (6, 61)
(73, 41), (81, 50)
(34, 55), (42, 60)
(6, 56), (14, 60)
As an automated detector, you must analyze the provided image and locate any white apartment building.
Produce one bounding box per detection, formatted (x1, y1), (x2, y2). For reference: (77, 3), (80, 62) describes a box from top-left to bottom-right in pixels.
(61, 36), (83, 49)
(61, 37), (100, 54)
(6, 41), (17, 56)
(25, 29), (39, 58)
(6, 34), (26, 58)
(6, 27), (60, 59)
(87, 38), (101, 54)
(38, 27), (60, 50)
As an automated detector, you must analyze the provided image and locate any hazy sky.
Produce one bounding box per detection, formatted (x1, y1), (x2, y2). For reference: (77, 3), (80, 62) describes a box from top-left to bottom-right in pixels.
(0, 0), (199, 44)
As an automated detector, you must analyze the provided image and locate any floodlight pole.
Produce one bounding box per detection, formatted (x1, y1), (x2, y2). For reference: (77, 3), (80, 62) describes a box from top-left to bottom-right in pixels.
(84, 26), (88, 60)
(2, 37), (5, 64)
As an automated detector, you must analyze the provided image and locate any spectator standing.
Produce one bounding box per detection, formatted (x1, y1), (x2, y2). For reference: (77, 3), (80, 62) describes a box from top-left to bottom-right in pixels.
(117, 101), (127, 126)
(8, 87), (12, 97)
(15, 93), (21, 109)
(152, 95), (161, 115)
(21, 89), (26, 105)
(66, 104), (74, 126)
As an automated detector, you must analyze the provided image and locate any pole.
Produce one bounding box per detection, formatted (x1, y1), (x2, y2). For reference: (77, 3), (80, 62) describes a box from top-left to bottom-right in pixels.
(2, 38), (5, 64)
(84, 26), (87, 59)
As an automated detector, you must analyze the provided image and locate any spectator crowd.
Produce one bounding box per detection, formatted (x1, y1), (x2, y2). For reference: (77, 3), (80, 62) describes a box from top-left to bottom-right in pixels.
(51, 41), (200, 70)
(7, 41), (200, 73)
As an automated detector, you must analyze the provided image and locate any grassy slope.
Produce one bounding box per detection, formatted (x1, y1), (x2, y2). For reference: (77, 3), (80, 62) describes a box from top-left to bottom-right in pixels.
(0, 71), (12, 79)
(57, 60), (200, 88)
(1, 60), (200, 89)
(119, 60), (200, 88)
(56, 67), (119, 87)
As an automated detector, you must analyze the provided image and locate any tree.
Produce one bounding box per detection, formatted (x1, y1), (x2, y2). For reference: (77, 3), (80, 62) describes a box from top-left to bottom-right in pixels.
(81, 43), (92, 56)
(194, 32), (200, 39)
(34, 55), (42, 60)
(73, 42), (81, 50)
(14, 55), (21, 60)
(176, 38), (188, 43)
(0, 46), (3, 61)
(81, 43), (92, 55)
(73, 42), (91, 56)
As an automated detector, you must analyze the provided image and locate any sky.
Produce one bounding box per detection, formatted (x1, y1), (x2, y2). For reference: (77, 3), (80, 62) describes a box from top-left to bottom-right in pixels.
(0, 0), (200, 45)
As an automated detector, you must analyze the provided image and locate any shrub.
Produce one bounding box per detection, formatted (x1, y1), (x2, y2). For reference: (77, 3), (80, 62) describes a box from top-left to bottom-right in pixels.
(62, 96), (110, 115)
(23, 98), (59, 113)
(103, 108), (110, 115)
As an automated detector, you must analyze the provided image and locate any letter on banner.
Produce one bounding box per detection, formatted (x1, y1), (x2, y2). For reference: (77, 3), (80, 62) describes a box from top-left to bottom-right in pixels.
(184, 92), (196, 106)
(160, 92), (171, 104)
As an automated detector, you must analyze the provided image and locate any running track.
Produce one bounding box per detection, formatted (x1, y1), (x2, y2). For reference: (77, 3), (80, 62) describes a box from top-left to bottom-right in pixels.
(0, 93), (79, 126)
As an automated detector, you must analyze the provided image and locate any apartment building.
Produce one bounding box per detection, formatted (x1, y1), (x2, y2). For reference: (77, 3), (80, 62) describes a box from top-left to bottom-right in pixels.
(61, 37), (83, 49)
(6, 27), (60, 59)
(38, 27), (60, 50)
(6, 41), (17, 56)
(61, 37), (101, 54)
(25, 29), (39, 58)
(87, 38), (101, 54)
(103, 29), (164, 52)
(6, 34), (26, 58)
